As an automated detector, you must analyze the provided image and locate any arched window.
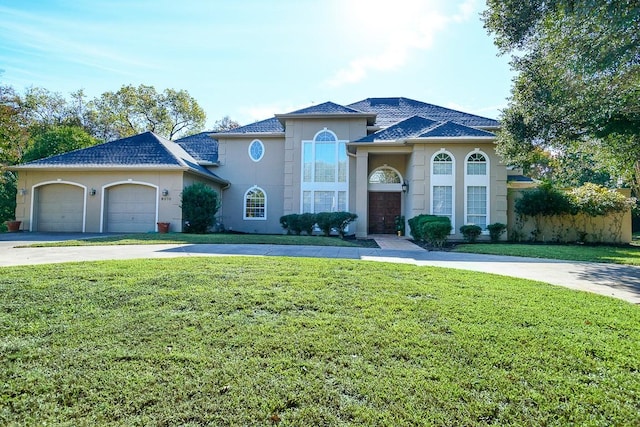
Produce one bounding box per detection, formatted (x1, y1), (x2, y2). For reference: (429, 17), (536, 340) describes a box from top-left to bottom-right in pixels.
(244, 186), (266, 220)
(464, 150), (490, 229)
(248, 139), (264, 162)
(466, 152), (487, 175)
(433, 152), (453, 175)
(431, 150), (455, 229)
(301, 128), (348, 213)
(369, 167), (401, 184)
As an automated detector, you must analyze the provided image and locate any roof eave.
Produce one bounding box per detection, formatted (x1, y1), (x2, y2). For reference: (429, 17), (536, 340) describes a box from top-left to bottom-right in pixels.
(215, 132), (285, 138)
(9, 164), (189, 171)
(275, 112), (376, 126)
(404, 136), (497, 143)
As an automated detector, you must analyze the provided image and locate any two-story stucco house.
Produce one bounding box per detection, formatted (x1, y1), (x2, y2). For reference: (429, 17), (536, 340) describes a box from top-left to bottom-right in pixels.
(11, 97), (506, 239)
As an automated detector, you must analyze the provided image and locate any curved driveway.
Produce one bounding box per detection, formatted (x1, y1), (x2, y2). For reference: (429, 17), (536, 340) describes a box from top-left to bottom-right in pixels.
(1, 233), (638, 304)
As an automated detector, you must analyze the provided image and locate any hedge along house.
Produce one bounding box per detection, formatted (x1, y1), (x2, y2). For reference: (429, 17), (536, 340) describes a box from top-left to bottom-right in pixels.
(11, 97), (507, 238)
(11, 132), (228, 233)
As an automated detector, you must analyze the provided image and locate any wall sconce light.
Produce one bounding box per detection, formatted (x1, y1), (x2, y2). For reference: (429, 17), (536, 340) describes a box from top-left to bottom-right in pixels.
(401, 181), (408, 193)
(19, 188), (27, 196)
(162, 189), (169, 197)
(89, 188), (97, 196)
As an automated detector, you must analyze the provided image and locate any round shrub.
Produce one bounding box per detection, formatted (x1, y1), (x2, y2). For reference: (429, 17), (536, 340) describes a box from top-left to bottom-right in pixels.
(460, 224), (483, 243)
(487, 222), (507, 242)
(181, 183), (219, 233)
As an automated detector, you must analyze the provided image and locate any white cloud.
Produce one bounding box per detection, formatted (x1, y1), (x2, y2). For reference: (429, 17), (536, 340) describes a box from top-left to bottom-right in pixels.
(326, 0), (479, 87)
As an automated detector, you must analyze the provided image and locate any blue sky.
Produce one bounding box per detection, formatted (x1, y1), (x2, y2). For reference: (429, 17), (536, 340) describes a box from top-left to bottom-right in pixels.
(0, 0), (513, 128)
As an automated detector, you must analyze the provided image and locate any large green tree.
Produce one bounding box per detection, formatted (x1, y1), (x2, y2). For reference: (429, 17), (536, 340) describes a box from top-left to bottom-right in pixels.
(23, 125), (99, 163)
(87, 84), (206, 141)
(483, 1), (640, 193)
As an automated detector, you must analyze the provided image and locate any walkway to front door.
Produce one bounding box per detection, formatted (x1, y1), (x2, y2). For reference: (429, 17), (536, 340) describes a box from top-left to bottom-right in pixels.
(368, 192), (401, 234)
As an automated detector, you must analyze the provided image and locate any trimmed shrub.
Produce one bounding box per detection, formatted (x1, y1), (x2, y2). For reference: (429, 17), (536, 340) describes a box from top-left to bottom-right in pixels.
(279, 214), (294, 234)
(279, 214), (303, 235)
(181, 183), (219, 233)
(299, 213), (317, 236)
(408, 214), (450, 241)
(515, 183), (573, 218)
(460, 224), (483, 243)
(487, 222), (507, 242)
(315, 212), (333, 236)
(423, 219), (453, 248)
(331, 212), (358, 238)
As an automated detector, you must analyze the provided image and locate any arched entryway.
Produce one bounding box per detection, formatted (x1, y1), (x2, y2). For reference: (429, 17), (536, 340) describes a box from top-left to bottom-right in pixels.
(367, 166), (404, 234)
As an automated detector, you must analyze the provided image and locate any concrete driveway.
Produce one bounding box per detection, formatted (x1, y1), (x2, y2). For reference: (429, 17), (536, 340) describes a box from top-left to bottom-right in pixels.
(1, 232), (638, 304)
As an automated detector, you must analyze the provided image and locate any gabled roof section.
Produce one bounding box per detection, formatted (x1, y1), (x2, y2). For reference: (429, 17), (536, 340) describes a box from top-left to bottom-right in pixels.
(14, 131), (227, 183)
(275, 101), (376, 126)
(347, 97), (499, 128)
(175, 131), (219, 164)
(355, 116), (440, 142)
(286, 101), (364, 115)
(417, 121), (496, 138)
(219, 117), (284, 135)
(354, 116), (495, 143)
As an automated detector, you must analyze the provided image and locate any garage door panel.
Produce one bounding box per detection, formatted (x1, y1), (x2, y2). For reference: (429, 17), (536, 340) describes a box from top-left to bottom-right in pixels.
(106, 185), (156, 233)
(37, 185), (84, 232)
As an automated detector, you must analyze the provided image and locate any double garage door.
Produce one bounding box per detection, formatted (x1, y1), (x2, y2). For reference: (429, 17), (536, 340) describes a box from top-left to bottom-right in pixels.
(35, 183), (157, 233)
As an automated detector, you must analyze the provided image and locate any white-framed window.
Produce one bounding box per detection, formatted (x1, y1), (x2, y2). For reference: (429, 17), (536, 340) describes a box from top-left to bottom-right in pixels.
(466, 152), (487, 175)
(464, 150), (490, 229)
(431, 150), (455, 230)
(244, 186), (266, 220)
(301, 128), (348, 212)
(248, 139), (264, 162)
(433, 185), (453, 220)
(433, 152), (453, 175)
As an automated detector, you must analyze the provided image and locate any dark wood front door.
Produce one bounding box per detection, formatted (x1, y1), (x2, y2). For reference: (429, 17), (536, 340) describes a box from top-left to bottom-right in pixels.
(368, 192), (401, 234)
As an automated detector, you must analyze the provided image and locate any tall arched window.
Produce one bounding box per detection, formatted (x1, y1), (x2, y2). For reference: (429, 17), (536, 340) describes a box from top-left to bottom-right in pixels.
(301, 128), (348, 213)
(431, 150), (455, 228)
(244, 186), (266, 220)
(464, 150), (489, 229)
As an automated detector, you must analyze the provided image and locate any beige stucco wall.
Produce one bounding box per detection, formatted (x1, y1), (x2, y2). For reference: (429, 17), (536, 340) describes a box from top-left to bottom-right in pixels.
(13, 169), (222, 233)
(216, 118), (368, 234)
(214, 135), (285, 233)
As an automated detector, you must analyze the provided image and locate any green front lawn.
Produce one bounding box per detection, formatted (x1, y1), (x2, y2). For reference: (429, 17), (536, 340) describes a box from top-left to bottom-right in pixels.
(1, 257), (638, 426)
(453, 242), (640, 266)
(25, 232), (376, 248)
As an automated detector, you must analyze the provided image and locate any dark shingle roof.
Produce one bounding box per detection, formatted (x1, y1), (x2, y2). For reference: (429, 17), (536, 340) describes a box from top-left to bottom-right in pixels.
(355, 116), (495, 142)
(418, 121), (496, 138)
(347, 97), (499, 128)
(17, 131), (226, 182)
(219, 97), (499, 135)
(356, 116), (440, 142)
(221, 117), (284, 134)
(175, 131), (219, 163)
(285, 101), (365, 115)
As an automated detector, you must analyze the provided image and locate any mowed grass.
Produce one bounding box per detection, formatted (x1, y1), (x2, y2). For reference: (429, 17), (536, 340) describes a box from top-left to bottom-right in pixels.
(1, 257), (639, 426)
(24, 232), (374, 248)
(453, 242), (640, 266)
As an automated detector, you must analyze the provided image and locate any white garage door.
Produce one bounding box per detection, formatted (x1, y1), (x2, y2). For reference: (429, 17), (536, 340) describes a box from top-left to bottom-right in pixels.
(106, 184), (156, 233)
(36, 184), (84, 232)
